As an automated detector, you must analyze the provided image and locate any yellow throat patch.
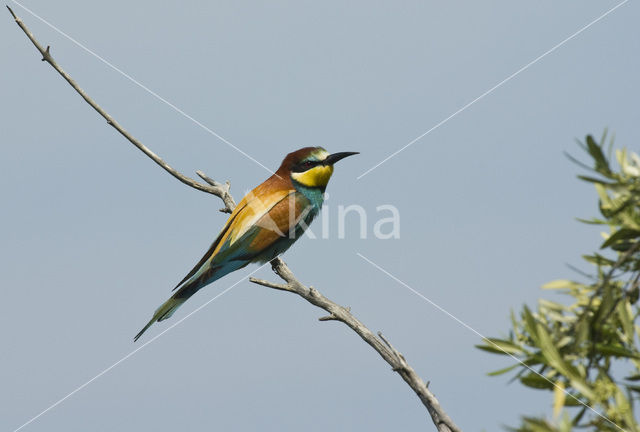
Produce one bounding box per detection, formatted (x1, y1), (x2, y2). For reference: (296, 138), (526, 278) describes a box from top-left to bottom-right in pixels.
(291, 165), (334, 188)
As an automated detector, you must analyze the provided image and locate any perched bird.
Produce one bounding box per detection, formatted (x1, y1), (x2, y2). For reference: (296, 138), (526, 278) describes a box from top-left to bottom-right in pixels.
(134, 147), (358, 341)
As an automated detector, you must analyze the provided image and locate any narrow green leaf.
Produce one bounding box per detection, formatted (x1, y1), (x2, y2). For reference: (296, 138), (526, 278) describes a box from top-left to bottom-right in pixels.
(520, 372), (554, 390)
(586, 134), (611, 175)
(476, 344), (511, 355)
(601, 228), (640, 249)
(576, 217), (607, 225)
(605, 197), (634, 218)
(565, 151), (594, 172)
(617, 300), (634, 344)
(573, 318), (590, 350)
(535, 323), (596, 399)
(565, 396), (586, 407)
(538, 299), (567, 312)
(522, 305), (540, 345)
(577, 175), (617, 185)
(593, 280), (616, 324)
(553, 380), (566, 418)
(520, 416), (556, 432)
(593, 343), (640, 359)
(581, 253), (615, 266)
(571, 406), (587, 425)
(487, 363), (520, 376)
(626, 384), (640, 394)
(480, 338), (524, 355)
(541, 280), (581, 290)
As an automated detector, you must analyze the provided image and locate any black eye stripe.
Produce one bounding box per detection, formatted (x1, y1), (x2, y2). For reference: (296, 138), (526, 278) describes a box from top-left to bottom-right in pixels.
(292, 160), (322, 172)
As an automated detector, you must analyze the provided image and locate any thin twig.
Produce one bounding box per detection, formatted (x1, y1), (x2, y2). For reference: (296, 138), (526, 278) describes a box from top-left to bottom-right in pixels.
(248, 277), (292, 292)
(195, 171), (236, 213)
(9, 7), (460, 432)
(6, 5), (234, 212)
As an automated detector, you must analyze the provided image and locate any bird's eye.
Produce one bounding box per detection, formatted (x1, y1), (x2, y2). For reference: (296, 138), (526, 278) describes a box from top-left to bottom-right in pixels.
(303, 161), (314, 167)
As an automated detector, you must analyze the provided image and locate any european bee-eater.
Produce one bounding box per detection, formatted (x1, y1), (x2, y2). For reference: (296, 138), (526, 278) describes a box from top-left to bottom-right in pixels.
(134, 147), (358, 341)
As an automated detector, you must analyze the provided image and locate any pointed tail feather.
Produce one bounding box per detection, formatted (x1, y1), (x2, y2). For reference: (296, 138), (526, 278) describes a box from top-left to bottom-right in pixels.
(134, 263), (235, 342)
(133, 296), (187, 342)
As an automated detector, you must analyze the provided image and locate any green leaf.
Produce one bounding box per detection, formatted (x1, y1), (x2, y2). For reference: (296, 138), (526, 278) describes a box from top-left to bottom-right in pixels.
(518, 417), (557, 432)
(600, 228), (640, 249)
(476, 338), (523, 355)
(476, 345), (507, 355)
(604, 197), (634, 218)
(577, 175), (617, 185)
(594, 343), (640, 359)
(617, 300), (634, 344)
(571, 406), (587, 425)
(612, 240), (639, 252)
(535, 323), (596, 399)
(520, 372), (554, 390)
(576, 217), (607, 225)
(522, 305), (540, 345)
(553, 380), (566, 418)
(565, 396), (586, 407)
(592, 280), (616, 324)
(541, 280), (581, 290)
(586, 134), (611, 175)
(573, 317), (590, 349)
(487, 363), (520, 376)
(582, 253), (615, 266)
(538, 299), (567, 312)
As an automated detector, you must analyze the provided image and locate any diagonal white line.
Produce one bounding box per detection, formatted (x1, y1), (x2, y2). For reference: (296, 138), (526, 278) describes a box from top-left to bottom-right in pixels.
(11, 260), (273, 432)
(357, 0), (629, 180)
(356, 252), (626, 432)
(10, 0), (275, 176)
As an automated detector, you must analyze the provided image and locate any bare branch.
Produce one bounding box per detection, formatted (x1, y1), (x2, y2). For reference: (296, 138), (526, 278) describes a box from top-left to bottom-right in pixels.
(6, 5), (234, 210)
(9, 8), (460, 432)
(254, 258), (462, 432)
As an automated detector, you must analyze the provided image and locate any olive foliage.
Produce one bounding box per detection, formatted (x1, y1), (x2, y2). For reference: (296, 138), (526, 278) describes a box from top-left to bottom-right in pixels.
(478, 133), (640, 431)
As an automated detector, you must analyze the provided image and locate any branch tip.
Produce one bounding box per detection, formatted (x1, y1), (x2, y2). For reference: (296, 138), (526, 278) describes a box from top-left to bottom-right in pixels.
(249, 276), (291, 292)
(6, 5), (17, 19)
(196, 170), (219, 186)
(378, 331), (389, 346)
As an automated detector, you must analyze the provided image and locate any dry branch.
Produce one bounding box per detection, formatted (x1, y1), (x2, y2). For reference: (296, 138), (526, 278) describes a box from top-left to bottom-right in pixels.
(6, 5), (236, 213)
(251, 259), (461, 432)
(8, 7), (460, 431)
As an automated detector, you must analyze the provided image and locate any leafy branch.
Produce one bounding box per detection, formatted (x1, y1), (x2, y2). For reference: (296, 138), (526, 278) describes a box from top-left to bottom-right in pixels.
(478, 132), (640, 431)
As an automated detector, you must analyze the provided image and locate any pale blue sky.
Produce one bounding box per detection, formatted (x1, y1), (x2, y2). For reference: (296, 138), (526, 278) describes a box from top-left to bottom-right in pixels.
(2, 1), (639, 431)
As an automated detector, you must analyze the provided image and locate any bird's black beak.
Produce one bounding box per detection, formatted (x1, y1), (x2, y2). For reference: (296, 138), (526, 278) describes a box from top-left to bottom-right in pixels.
(323, 152), (359, 166)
